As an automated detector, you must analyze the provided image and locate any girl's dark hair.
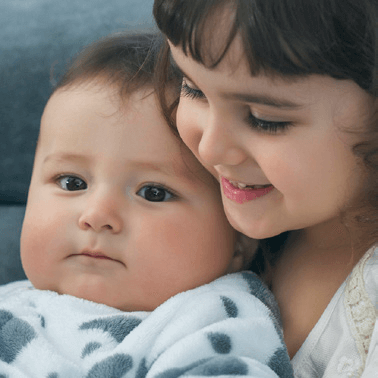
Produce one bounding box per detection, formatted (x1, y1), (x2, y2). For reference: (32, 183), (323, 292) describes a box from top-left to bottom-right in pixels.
(154, 0), (377, 93)
(153, 0), (378, 268)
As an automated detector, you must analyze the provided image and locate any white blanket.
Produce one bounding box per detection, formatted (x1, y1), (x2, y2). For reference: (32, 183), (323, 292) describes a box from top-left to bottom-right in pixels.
(0, 272), (293, 378)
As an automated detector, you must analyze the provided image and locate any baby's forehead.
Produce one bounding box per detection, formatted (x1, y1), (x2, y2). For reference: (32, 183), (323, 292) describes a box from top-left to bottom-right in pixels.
(38, 81), (218, 189)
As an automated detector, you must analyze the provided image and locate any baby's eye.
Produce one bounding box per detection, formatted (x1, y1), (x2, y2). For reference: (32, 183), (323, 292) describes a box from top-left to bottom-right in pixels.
(56, 175), (87, 191)
(137, 185), (175, 202)
(180, 79), (206, 100)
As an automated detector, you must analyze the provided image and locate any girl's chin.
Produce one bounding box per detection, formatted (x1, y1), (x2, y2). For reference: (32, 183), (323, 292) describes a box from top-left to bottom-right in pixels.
(223, 206), (284, 240)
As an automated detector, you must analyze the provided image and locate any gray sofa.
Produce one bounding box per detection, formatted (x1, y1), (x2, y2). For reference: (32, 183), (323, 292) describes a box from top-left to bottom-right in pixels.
(0, 0), (155, 285)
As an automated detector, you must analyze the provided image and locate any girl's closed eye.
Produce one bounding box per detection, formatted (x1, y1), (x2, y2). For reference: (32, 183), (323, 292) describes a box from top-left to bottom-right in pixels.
(181, 78), (206, 100)
(248, 113), (292, 134)
(181, 77), (292, 134)
(136, 184), (177, 202)
(56, 175), (87, 191)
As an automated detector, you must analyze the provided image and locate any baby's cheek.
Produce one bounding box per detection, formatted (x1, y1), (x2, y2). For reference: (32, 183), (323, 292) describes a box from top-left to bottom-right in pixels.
(20, 216), (57, 285)
(21, 229), (40, 281)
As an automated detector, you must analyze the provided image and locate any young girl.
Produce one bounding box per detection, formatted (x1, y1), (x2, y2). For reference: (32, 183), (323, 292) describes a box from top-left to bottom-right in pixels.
(153, 0), (378, 376)
(0, 33), (293, 377)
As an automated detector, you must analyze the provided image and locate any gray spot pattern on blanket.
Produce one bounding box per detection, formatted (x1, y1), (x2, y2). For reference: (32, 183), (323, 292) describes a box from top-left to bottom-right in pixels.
(46, 373), (58, 378)
(0, 310), (37, 363)
(207, 332), (232, 354)
(82, 342), (102, 358)
(220, 296), (238, 318)
(86, 353), (133, 378)
(79, 316), (141, 343)
(241, 272), (281, 326)
(154, 358), (212, 378)
(39, 314), (45, 328)
(186, 356), (249, 376)
(268, 347), (294, 378)
(155, 357), (248, 377)
(136, 358), (148, 378)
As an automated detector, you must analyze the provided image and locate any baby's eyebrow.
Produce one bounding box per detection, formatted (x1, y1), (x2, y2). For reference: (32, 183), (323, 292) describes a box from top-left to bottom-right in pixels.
(43, 153), (91, 164)
(130, 161), (197, 183)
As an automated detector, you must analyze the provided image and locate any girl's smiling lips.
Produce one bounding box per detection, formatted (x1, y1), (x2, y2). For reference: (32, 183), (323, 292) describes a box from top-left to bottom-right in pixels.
(221, 177), (274, 204)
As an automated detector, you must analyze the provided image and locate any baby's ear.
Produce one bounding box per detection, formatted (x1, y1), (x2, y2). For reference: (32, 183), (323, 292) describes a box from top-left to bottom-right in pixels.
(227, 233), (259, 273)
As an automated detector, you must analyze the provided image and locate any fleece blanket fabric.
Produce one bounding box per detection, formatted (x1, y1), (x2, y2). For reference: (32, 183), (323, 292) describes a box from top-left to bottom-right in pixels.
(0, 272), (293, 378)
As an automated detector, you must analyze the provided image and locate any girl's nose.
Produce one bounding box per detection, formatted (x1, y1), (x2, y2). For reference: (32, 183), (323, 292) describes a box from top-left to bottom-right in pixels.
(78, 191), (123, 234)
(198, 111), (247, 167)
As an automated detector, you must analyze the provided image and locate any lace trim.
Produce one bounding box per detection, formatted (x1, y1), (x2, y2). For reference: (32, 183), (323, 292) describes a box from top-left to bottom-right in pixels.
(344, 248), (376, 376)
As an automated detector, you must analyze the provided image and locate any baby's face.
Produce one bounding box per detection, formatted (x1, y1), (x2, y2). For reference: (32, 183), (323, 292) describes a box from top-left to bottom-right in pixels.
(20, 81), (238, 311)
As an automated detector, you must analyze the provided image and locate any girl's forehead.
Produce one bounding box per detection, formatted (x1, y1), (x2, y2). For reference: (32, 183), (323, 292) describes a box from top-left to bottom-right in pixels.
(170, 36), (246, 79)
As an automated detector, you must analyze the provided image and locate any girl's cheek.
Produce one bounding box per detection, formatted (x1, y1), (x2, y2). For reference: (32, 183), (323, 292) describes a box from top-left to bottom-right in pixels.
(176, 102), (202, 151)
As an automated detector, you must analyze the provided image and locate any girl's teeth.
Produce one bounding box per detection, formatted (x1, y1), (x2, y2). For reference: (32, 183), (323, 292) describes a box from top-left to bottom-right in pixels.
(230, 180), (244, 189)
(229, 180), (270, 190)
(254, 185), (268, 189)
(230, 180), (248, 189)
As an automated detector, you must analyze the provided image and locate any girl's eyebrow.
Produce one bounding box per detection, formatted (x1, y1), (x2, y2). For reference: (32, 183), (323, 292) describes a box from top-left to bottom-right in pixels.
(170, 56), (199, 88)
(222, 92), (303, 109)
(171, 55), (303, 109)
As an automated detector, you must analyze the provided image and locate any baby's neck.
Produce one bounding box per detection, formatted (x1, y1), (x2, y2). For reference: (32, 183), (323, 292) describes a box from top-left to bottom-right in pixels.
(270, 218), (365, 358)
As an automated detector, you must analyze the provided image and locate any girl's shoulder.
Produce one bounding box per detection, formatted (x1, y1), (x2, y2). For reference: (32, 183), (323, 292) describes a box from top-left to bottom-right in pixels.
(344, 246), (377, 361)
(292, 245), (378, 378)
(362, 246), (378, 304)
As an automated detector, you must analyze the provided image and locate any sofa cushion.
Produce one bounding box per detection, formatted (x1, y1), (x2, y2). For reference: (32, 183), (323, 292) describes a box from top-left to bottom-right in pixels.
(0, 205), (26, 284)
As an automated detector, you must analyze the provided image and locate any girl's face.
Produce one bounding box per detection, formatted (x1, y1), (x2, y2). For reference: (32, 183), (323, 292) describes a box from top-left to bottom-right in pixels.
(169, 38), (374, 239)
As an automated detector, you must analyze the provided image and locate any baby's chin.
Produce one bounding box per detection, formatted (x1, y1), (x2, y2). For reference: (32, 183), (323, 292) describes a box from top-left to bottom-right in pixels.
(32, 279), (156, 312)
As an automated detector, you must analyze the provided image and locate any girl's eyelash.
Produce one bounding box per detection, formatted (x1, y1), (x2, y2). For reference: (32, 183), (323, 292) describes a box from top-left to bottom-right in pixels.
(248, 113), (292, 134)
(181, 80), (205, 100)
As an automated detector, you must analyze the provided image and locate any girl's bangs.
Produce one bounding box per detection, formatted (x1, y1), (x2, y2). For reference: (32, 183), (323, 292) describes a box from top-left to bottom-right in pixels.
(154, 0), (375, 89)
(154, 0), (330, 76)
(154, 0), (239, 69)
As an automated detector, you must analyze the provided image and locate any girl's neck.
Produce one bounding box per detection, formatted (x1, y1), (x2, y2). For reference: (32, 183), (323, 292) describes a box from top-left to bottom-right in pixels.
(270, 217), (366, 358)
(284, 216), (366, 268)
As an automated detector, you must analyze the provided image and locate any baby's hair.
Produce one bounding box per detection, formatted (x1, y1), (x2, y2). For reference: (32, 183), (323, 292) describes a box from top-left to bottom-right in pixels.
(52, 31), (181, 135)
(52, 32), (165, 100)
(154, 0), (378, 267)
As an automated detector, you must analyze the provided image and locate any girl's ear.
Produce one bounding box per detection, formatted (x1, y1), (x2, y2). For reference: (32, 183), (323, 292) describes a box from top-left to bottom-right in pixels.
(226, 233), (259, 273)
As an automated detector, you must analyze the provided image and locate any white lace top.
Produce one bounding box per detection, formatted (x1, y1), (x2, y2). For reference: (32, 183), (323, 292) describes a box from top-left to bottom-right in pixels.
(292, 246), (378, 378)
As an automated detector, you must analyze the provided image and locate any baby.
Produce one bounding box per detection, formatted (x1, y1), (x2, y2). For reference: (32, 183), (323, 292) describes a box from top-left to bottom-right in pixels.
(0, 33), (293, 377)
